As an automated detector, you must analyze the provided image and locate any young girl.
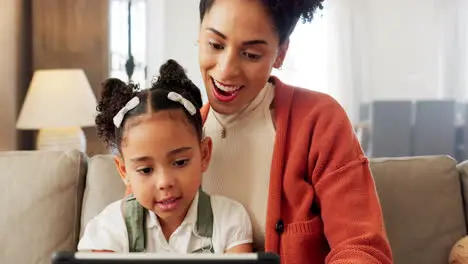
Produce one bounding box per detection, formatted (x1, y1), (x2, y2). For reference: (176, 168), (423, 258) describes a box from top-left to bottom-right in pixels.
(450, 236), (468, 264)
(78, 59), (253, 254)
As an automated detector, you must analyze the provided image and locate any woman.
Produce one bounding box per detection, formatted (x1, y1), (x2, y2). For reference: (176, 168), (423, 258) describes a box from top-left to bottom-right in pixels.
(197, 0), (393, 263)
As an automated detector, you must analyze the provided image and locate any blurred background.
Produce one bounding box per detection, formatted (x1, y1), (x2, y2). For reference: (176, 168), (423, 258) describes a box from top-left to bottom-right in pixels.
(1, 0), (468, 159)
(2, 2), (468, 264)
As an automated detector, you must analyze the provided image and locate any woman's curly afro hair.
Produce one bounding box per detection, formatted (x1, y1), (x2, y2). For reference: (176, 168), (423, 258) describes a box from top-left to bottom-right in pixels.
(199, 0), (324, 44)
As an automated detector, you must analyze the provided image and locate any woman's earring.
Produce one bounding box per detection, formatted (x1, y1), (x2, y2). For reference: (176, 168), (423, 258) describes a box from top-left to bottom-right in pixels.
(122, 178), (130, 185)
(274, 58), (283, 70)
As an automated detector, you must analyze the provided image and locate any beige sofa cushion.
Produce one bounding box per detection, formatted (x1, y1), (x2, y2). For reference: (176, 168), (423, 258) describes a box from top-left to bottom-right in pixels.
(456, 161), (468, 229)
(371, 155), (466, 264)
(80, 154), (125, 237)
(0, 150), (86, 264)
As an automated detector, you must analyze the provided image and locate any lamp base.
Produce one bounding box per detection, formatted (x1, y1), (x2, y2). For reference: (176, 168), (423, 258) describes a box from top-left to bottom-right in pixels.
(36, 127), (87, 153)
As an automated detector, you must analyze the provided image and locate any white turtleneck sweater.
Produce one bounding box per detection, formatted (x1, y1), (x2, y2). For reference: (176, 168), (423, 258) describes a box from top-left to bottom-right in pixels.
(202, 82), (276, 251)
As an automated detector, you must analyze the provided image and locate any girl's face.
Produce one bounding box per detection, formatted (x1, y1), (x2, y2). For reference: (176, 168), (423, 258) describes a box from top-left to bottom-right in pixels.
(198, 0), (288, 115)
(115, 109), (211, 226)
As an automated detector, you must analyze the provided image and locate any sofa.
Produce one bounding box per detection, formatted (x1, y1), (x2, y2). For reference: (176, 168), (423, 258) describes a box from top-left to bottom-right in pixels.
(1, 150), (467, 264)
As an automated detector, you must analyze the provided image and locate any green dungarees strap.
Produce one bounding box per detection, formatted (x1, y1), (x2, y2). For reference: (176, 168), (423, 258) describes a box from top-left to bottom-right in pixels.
(122, 194), (147, 252)
(123, 190), (214, 253)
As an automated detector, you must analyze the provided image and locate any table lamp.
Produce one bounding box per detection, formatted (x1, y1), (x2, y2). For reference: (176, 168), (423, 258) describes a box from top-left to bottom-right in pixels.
(16, 69), (98, 152)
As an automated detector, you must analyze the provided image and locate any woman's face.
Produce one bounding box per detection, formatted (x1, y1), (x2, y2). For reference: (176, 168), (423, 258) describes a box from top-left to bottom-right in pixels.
(198, 0), (288, 115)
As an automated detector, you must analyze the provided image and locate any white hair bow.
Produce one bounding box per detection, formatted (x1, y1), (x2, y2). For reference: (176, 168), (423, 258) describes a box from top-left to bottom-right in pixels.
(113, 96), (140, 128)
(167, 92), (196, 116)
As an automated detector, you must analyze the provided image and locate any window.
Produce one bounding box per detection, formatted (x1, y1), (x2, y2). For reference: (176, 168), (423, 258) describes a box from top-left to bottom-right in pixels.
(109, 0), (147, 87)
(272, 9), (328, 94)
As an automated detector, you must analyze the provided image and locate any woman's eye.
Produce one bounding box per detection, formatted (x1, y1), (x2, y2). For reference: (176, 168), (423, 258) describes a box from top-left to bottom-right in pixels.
(173, 159), (189, 167)
(209, 41), (224, 50)
(137, 167), (153, 175)
(243, 51), (261, 60)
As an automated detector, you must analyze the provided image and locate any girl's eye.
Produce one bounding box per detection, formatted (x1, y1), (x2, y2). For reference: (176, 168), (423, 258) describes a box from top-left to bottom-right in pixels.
(137, 167), (153, 175)
(242, 51), (261, 60)
(209, 41), (224, 50)
(173, 159), (189, 167)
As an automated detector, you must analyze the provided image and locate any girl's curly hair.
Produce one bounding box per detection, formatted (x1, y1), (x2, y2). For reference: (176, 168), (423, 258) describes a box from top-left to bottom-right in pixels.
(95, 59), (203, 152)
(95, 78), (139, 148)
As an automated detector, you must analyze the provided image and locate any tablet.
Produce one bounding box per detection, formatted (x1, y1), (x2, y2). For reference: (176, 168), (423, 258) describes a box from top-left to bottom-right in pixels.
(51, 251), (280, 264)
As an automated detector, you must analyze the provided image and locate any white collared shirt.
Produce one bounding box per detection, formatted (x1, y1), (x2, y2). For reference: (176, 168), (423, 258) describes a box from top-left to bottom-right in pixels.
(78, 192), (252, 253)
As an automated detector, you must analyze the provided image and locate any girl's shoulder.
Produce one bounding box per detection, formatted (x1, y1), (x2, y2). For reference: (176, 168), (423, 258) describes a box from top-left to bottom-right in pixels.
(208, 194), (253, 251)
(94, 199), (125, 220)
(209, 194), (252, 234)
(209, 194), (248, 216)
(78, 199), (128, 252)
(83, 199), (127, 234)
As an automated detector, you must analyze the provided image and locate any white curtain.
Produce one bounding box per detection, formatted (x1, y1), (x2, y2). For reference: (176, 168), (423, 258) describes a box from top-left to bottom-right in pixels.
(277, 0), (468, 124)
(272, 0), (366, 123)
(315, 0), (467, 123)
(325, 0), (367, 124)
(439, 0), (468, 101)
(140, 0), (468, 122)
(271, 7), (329, 95)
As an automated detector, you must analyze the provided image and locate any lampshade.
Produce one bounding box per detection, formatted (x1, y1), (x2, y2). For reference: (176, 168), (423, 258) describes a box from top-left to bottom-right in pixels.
(17, 69), (98, 129)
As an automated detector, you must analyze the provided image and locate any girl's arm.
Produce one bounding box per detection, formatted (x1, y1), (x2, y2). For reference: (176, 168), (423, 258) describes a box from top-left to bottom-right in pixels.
(78, 201), (127, 253)
(213, 196), (253, 254)
(225, 243), (253, 253)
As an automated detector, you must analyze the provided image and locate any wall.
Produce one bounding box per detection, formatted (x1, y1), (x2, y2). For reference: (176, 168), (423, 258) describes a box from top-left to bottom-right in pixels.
(0, 0), (31, 150)
(32, 0), (110, 155)
(0, 0), (111, 153)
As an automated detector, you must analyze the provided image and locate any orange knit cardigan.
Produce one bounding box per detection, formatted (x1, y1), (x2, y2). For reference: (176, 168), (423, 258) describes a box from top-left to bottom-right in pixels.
(125, 77), (393, 263)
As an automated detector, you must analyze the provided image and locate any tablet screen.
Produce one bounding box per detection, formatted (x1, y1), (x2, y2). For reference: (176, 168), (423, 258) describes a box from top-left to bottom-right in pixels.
(52, 251), (280, 264)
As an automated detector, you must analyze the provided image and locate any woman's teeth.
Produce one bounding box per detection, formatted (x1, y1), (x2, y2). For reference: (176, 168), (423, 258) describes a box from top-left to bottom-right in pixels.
(213, 79), (241, 92)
